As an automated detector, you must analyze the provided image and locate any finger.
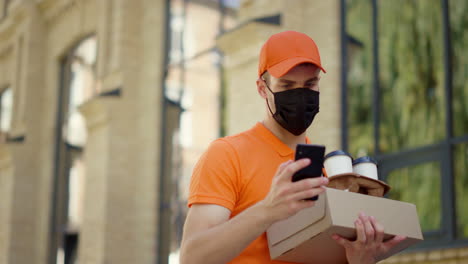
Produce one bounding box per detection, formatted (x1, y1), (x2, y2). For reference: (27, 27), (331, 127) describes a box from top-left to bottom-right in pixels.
(289, 177), (329, 193)
(280, 159), (311, 180)
(383, 235), (406, 250)
(275, 160), (294, 177)
(370, 216), (385, 244)
(361, 213), (375, 243)
(292, 199), (317, 212)
(355, 218), (366, 244)
(332, 234), (351, 249)
(289, 186), (326, 201)
(283, 198), (317, 216)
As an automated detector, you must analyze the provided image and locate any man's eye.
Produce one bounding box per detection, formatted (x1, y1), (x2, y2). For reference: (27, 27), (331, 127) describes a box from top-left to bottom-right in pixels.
(282, 84), (292, 88)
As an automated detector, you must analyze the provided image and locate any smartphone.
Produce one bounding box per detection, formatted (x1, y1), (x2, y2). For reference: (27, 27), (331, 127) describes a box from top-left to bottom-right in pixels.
(292, 144), (326, 200)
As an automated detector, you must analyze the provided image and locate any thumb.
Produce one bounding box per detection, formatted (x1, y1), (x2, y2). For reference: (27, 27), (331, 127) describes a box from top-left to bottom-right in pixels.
(275, 160), (293, 177)
(332, 234), (351, 249)
(384, 235), (406, 250)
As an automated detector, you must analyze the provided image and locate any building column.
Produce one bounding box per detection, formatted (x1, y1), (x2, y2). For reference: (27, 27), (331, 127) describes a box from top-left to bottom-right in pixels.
(78, 0), (167, 263)
(0, 145), (13, 264)
(3, 2), (48, 264)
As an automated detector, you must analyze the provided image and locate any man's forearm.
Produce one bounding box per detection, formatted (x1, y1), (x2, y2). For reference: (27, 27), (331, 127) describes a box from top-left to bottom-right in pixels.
(180, 201), (273, 264)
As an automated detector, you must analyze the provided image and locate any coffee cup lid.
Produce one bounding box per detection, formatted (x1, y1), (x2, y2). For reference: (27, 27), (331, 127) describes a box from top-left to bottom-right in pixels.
(353, 156), (378, 165)
(324, 150), (352, 160)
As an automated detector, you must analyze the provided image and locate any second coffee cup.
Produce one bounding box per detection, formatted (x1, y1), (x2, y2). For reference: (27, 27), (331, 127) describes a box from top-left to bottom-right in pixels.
(324, 150), (353, 177)
(353, 156), (379, 180)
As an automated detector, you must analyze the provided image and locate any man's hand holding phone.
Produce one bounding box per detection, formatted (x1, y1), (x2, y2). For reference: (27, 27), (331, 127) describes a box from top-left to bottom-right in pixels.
(259, 154), (329, 224)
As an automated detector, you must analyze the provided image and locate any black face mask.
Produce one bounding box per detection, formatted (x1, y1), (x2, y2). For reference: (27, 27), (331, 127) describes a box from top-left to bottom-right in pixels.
(265, 84), (320, 136)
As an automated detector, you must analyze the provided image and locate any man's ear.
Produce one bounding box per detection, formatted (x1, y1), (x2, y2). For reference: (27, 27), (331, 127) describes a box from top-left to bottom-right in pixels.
(256, 78), (268, 99)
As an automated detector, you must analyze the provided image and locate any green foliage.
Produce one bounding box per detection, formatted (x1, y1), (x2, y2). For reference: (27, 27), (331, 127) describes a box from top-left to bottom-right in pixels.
(347, 0), (374, 157)
(455, 143), (468, 238)
(450, 0), (468, 136)
(449, 0), (468, 239)
(347, 0), (468, 236)
(387, 163), (441, 231)
(378, 0), (445, 153)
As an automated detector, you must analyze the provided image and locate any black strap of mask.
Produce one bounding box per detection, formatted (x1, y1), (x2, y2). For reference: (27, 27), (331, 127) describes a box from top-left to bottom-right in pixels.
(263, 80), (276, 117)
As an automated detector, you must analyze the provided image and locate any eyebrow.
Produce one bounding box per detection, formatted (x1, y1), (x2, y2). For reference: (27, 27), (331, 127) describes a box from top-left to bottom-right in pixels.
(278, 77), (320, 84)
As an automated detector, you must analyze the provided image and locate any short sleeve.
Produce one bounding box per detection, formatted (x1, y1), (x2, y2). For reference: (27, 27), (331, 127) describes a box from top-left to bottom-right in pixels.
(188, 139), (241, 212)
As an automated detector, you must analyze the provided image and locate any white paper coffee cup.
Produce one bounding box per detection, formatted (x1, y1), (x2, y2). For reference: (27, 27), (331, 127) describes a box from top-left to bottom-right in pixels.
(324, 150), (353, 177)
(353, 156), (378, 180)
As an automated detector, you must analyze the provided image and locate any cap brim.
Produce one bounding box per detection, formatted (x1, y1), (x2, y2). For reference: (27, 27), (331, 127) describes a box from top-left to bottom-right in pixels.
(268, 57), (326, 78)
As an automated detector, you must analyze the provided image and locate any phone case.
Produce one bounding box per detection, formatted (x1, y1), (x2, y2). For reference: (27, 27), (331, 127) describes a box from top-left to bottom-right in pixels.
(292, 144), (326, 201)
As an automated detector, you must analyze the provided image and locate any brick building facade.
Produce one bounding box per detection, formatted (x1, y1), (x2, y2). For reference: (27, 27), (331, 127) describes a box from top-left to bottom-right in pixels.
(0, 0), (466, 263)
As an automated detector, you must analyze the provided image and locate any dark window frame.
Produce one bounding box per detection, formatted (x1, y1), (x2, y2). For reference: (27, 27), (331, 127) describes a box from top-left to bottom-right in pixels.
(341, 0), (468, 251)
(158, 0), (241, 263)
(2, 0), (10, 19)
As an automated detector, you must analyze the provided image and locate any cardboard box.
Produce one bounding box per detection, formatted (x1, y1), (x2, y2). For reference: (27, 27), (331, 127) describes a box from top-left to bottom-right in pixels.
(267, 187), (423, 264)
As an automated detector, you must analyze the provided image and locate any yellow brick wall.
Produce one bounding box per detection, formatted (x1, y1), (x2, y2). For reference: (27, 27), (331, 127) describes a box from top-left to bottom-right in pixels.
(0, 145), (13, 264)
(0, 0), (166, 263)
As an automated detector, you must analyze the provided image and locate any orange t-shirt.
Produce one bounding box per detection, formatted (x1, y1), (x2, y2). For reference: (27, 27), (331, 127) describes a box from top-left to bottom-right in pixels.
(188, 122), (310, 264)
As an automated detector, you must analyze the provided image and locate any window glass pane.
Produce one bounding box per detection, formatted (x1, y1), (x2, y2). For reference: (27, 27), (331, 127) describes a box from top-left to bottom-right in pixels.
(165, 66), (184, 102)
(183, 52), (220, 149)
(185, 0), (220, 58)
(346, 0), (374, 157)
(378, 0), (445, 153)
(386, 162), (441, 232)
(169, 51), (221, 262)
(0, 87), (13, 132)
(450, 0), (468, 137)
(70, 37), (98, 105)
(169, 0), (185, 64)
(167, 3), (223, 262)
(455, 142), (468, 238)
(165, 5), (188, 261)
(221, 0), (240, 32)
(65, 36), (97, 147)
(67, 155), (85, 232)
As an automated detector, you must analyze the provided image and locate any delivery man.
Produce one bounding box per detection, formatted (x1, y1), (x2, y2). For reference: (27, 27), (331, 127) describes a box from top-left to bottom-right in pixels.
(180, 30), (405, 264)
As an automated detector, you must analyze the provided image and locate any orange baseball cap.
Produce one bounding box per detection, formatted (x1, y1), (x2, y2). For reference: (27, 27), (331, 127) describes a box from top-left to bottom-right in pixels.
(258, 31), (326, 78)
